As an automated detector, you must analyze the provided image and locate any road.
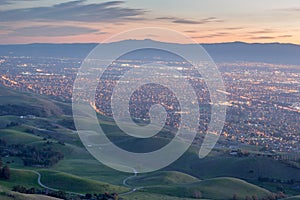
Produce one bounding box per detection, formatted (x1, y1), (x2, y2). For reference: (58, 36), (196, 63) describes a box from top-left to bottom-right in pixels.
(26, 170), (85, 197)
(120, 168), (145, 196)
(25, 169), (140, 197)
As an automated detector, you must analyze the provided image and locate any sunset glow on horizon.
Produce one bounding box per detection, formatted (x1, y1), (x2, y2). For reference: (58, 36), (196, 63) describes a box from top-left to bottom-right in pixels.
(1, 0), (300, 44)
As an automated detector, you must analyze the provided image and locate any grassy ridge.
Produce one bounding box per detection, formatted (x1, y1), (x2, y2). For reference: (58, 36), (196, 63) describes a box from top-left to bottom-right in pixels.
(0, 168), (127, 194)
(0, 192), (62, 200)
(0, 85), (68, 117)
(142, 177), (271, 199)
(124, 192), (203, 200)
(52, 158), (129, 185)
(0, 129), (41, 144)
(0, 169), (40, 189)
(38, 169), (127, 194)
(128, 171), (199, 186)
(169, 150), (300, 180)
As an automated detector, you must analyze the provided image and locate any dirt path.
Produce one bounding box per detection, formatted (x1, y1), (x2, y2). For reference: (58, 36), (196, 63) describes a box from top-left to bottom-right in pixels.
(25, 169), (139, 197)
(120, 168), (144, 196)
(27, 170), (84, 197)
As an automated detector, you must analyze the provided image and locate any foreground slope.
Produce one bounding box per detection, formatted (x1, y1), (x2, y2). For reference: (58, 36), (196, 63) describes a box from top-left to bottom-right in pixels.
(0, 85), (70, 118)
(138, 177), (271, 199)
(0, 85), (297, 199)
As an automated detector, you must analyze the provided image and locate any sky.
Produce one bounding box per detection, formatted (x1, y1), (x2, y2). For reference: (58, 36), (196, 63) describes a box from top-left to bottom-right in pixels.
(0, 0), (300, 44)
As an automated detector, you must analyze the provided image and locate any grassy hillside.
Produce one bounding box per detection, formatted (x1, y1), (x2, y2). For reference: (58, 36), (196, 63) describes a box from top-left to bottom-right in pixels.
(142, 177), (271, 199)
(124, 192), (204, 200)
(0, 85), (70, 117)
(0, 129), (42, 144)
(52, 157), (129, 185)
(0, 192), (62, 200)
(128, 171), (199, 186)
(169, 150), (300, 181)
(0, 169), (40, 189)
(127, 170), (273, 199)
(38, 169), (127, 194)
(0, 168), (127, 195)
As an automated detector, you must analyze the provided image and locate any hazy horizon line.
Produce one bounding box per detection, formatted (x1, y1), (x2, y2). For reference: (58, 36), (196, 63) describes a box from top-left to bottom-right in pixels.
(0, 39), (299, 46)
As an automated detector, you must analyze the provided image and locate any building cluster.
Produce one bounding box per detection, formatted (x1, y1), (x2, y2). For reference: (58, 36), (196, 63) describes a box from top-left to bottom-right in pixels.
(0, 56), (299, 152)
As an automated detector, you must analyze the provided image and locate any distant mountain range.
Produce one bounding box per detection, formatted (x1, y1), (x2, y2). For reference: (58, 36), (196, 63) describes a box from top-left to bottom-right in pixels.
(0, 40), (300, 65)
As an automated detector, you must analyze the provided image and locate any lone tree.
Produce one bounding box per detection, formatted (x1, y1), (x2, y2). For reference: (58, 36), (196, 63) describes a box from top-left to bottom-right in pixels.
(2, 165), (11, 179)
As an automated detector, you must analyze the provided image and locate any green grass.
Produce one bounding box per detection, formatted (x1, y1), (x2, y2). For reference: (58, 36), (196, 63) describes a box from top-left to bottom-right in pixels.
(249, 180), (300, 197)
(0, 191), (62, 200)
(0, 85), (69, 117)
(47, 138), (129, 185)
(169, 150), (300, 181)
(0, 168), (128, 196)
(0, 129), (42, 144)
(12, 192), (62, 200)
(1, 156), (24, 168)
(128, 171), (199, 186)
(0, 169), (40, 189)
(0, 115), (21, 128)
(142, 177), (271, 199)
(52, 158), (129, 185)
(38, 169), (127, 194)
(123, 192), (207, 200)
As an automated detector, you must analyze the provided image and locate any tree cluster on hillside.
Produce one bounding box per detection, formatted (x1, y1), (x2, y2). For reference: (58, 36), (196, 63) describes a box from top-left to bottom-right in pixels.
(83, 192), (121, 200)
(12, 185), (67, 199)
(12, 184), (122, 200)
(0, 139), (64, 167)
(12, 185), (37, 194)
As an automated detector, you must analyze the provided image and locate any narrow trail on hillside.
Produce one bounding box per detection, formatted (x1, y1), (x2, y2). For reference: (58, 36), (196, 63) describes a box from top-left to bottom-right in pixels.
(24, 169), (140, 197)
(120, 168), (144, 196)
(24, 170), (85, 197)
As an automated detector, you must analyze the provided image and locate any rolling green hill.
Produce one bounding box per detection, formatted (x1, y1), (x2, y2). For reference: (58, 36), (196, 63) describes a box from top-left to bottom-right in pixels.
(0, 184), (61, 200)
(0, 129), (41, 144)
(128, 171), (199, 186)
(169, 149), (300, 181)
(0, 169), (40, 189)
(124, 192), (204, 200)
(13, 193), (62, 200)
(38, 169), (127, 194)
(142, 177), (271, 199)
(0, 168), (128, 195)
(0, 85), (70, 117)
(0, 192), (62, 200)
